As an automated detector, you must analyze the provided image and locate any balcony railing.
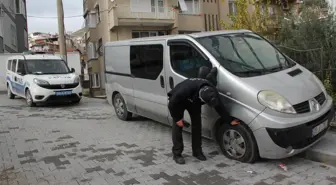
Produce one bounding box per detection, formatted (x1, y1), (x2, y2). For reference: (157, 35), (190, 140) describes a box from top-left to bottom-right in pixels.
(115, 5), (175, 20)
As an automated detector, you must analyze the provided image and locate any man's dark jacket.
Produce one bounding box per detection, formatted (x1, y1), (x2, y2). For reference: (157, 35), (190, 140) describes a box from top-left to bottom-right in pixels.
(167, 78), (231, 122)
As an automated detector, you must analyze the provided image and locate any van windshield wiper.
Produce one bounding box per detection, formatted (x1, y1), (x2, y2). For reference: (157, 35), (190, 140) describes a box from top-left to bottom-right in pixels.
(32, 72), (44, 75)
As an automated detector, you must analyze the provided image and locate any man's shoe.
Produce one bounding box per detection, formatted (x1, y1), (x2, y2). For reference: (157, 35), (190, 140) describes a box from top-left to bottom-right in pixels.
(173, 155), (186, 165)
(193, 152), (207, 161)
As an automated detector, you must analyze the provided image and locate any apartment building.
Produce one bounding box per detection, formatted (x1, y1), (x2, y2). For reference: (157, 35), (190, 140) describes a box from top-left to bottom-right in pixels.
(0, 0), (28, 53)
(82, 0), (295, 96)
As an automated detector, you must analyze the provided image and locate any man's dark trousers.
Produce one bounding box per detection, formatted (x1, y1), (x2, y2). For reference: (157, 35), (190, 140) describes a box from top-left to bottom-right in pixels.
(168, 100), (202, 157)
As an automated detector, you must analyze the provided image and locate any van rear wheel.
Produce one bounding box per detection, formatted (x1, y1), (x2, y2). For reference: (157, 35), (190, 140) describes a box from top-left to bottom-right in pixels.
(7, 84), (15, 99)
(217, 123), (259, 163)
(113, 93), (132, 121)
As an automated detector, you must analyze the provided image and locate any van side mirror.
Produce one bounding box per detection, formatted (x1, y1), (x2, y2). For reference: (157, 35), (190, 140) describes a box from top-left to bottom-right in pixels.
(71, 68), (75, 73)
(17, 70), (26, 76)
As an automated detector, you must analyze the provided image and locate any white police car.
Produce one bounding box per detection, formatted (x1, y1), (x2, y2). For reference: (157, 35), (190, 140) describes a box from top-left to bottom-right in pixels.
(5, 52), (83, 106)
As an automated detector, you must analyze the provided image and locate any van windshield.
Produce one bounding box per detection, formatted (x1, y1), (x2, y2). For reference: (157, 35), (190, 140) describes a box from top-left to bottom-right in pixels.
(196, 32), (296, 77)
(26, 59), (70, 75)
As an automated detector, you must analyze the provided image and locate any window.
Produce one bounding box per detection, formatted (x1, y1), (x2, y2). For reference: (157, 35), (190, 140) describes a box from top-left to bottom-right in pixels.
(228, 0), (237, 15)
(151, 0), (164, 13)
(170, 43), (212, 78)
(196, 33), (296, 77)
(16, 0), (20, 13)
(11, 60), (17, 72)
(132, 31), (165, 38)
(24, 30), (28, 48)
(181, 0), (200, 14)
(9, 0), (14, 12)
(17, 60), (26, 74)
(95, 5), (100, 23)
(7, 60), (12, 70)
(204, 14), (208, 31)
(11, 25), (17, 46)
(130, 45), (163, 80)
(98, 38), (103, 56)
(91, 73), (100, 88)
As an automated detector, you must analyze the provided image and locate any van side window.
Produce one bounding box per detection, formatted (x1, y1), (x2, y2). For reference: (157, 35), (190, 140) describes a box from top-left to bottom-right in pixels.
(7, 60), (12, 70)
(17, 60), (26, 74)
(130, 45), (163, 80)
(170, 43), (212, 78)
(11, 60), (17, 72)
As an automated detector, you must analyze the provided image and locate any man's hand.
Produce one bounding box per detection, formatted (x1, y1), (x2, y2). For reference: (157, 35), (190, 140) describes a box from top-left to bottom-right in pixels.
(176, 120), (184, 127)
(231, 119), (240, 126)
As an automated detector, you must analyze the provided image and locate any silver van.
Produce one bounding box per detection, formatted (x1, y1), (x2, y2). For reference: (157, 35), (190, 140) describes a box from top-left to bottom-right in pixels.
(104, 30), (334, 163)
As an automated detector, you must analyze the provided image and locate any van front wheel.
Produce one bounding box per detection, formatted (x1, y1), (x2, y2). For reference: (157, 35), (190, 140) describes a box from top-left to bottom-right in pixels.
(25, 89), (36, 107)
(113, 93), (132, 121)
(217, 123), (259, 163)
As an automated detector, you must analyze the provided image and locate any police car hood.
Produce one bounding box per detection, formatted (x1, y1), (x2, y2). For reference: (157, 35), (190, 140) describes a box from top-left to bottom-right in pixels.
(35, 74), (77, 84)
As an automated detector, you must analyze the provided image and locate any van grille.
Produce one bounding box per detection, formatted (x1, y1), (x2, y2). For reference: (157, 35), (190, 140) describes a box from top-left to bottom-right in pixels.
(293, 92), (326, 114)
(315, 92), (326, 105)
(38, 83), (79, 89)
(293, 101), (310, 114)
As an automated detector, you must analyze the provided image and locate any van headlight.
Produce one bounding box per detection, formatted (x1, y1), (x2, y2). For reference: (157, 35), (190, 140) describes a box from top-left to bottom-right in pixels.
(74, 76), (80, 84)
(33, 78), (49, 85)
(257, 90), (296, 114)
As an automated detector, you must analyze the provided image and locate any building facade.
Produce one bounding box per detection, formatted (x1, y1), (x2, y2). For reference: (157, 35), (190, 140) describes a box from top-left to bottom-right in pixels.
(82, 0), (297, 96)
(0, 0), (28, 53)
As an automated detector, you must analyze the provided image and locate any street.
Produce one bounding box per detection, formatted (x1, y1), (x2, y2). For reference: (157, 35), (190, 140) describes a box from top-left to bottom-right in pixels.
(0, 95), (336, 185)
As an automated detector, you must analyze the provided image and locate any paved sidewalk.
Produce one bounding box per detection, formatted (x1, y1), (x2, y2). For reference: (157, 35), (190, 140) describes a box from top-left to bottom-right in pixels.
(0, 96), (335, 185)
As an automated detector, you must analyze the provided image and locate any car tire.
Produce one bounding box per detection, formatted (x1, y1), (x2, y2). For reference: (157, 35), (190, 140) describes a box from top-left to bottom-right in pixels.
(113, 93), (132, 121)
(25, 89), (36, 107)
(217, 123), (259, 163)
(7, 84), (15, 99)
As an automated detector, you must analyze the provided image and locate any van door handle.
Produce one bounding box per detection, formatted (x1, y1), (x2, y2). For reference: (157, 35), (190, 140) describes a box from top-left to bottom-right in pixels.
(160, 75), (164, 88)
(169, 77), (174, 89)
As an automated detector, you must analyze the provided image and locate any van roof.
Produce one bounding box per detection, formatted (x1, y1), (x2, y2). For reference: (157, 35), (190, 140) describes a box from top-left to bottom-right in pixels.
(7, 54), (62, 60)
(104, 29), (252, 46)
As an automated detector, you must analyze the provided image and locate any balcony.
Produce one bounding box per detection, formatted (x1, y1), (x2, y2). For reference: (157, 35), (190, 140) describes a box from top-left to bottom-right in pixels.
(109, 5), (176, 29)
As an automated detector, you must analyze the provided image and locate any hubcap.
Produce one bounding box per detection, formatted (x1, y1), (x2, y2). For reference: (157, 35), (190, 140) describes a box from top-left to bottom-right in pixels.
(26, 91), (32, 105)
(223, 129), (246, 158)
(114, 98), (124, 117)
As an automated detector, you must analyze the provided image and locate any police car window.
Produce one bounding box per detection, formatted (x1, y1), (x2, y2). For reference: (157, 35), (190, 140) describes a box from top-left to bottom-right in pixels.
(7, 60), (12, 70)
(17, 60), (26, 74)
(170, 44), (212, 78)
(11, 60), (17, 72)
(130, 44), (163, 80)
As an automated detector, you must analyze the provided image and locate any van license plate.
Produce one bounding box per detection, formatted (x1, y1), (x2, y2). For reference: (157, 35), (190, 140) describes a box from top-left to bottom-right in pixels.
(55, 91), (72, 96)
(312, 120), (329, 137)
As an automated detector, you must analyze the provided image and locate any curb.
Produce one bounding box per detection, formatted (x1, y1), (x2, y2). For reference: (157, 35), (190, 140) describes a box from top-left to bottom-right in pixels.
(300, 131), (336, 167)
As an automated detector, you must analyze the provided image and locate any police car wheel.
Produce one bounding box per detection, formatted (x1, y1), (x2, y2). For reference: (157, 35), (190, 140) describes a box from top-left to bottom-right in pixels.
(217, 123), (259, 163)
(7, 84), (15, 99)
(25, 89), (36, 107)
(113, 93), (132, 121)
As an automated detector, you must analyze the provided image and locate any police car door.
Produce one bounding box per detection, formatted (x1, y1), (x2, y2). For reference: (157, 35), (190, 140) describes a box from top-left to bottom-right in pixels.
(165, 39), (215, 136)
(13, 59), (26, 97)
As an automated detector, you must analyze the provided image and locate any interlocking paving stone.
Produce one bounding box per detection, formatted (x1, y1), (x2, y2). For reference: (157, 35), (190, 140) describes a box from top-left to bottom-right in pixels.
(0, 96), (336, 185)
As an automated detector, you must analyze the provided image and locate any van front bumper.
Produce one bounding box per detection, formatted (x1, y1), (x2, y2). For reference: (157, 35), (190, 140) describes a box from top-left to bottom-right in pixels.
(30, 84), (83, 103)
(251, 98), (335, 159)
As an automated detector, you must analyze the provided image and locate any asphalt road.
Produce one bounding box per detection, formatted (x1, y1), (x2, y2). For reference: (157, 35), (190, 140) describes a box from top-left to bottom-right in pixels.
(0, 95), (336, 185)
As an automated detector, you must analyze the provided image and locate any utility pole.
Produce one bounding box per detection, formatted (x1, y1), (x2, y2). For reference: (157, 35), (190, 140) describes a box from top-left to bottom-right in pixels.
(57, 0), (67, 63)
